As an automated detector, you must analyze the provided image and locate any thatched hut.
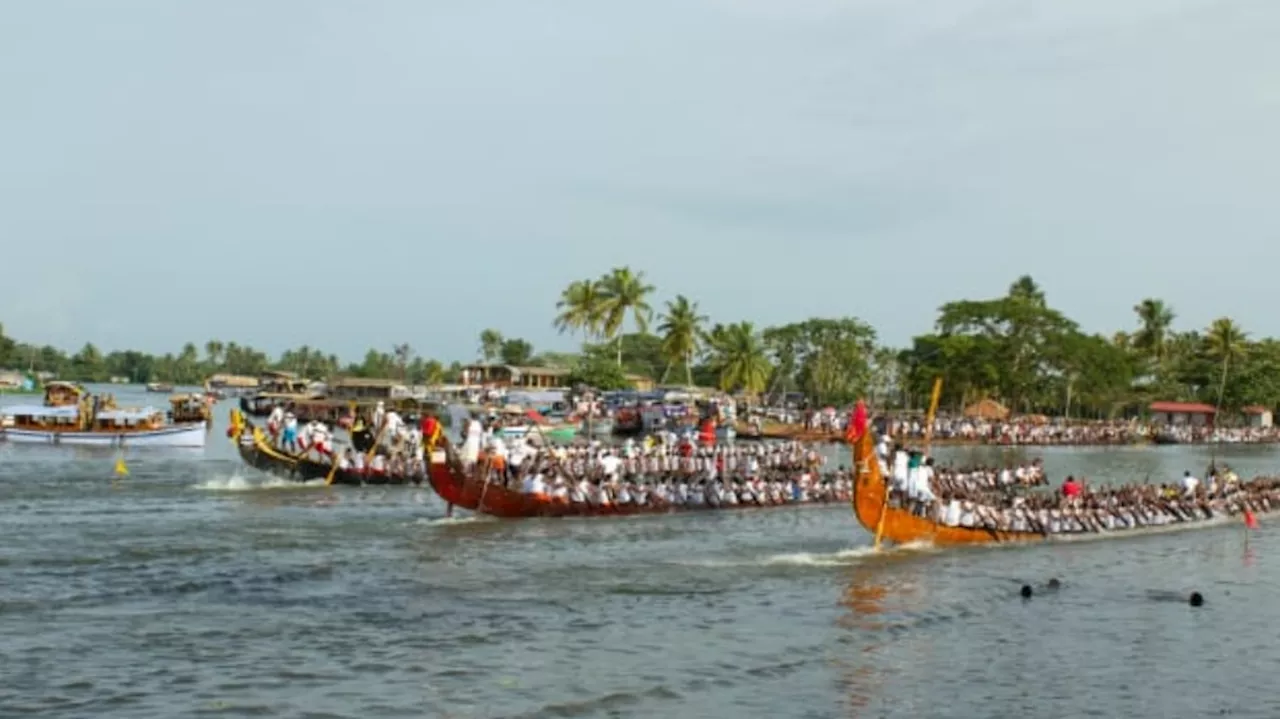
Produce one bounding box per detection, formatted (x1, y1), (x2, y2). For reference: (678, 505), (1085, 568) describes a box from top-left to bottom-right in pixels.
(963, 398), (1009, 421)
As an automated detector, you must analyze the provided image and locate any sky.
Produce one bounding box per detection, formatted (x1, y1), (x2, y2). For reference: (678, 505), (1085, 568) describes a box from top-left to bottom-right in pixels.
(2, 0), (1279, 364)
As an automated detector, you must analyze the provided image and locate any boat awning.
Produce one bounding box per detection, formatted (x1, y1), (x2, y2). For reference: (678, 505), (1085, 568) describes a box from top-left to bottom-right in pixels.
(2, 405), (79, 418)
(97, 407), (161, 421)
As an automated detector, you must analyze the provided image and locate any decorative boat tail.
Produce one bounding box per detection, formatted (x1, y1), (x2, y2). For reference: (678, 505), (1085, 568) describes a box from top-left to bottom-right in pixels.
(849, 428), (1043, 546)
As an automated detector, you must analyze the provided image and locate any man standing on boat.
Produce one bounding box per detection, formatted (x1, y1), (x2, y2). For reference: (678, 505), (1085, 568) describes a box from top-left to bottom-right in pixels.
(267, 405), (284, 444)
(1181, 470), (1200, 497)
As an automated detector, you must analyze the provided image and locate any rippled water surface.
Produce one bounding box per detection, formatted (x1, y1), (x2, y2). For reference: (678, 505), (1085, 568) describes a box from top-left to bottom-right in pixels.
(4, 390), (1280, 717)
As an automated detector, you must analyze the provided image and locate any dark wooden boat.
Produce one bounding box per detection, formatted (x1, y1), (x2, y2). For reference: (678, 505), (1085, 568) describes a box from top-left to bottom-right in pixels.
(228, 412), (416, 486)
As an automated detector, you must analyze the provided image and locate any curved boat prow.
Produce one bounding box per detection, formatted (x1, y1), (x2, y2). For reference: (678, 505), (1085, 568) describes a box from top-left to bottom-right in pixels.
(849, 420), (1043, 547)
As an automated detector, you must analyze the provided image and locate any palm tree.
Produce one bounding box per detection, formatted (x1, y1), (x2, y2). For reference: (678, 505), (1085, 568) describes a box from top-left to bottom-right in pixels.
(553, 278), (607, 340)
(657, 295), (707, 386)
(478, 329), (504, 364)
(1133, 298), (1175, 365)
(1205, 317), (1248, 410)
(204, 339), (224, 370)
(706, 322), (772, 395)
(598, 267), (654, 366)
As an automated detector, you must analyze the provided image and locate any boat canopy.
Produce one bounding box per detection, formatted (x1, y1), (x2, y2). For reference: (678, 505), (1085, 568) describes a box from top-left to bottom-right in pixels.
(3, 405), (79, 418)
(97, 407), (161, 422)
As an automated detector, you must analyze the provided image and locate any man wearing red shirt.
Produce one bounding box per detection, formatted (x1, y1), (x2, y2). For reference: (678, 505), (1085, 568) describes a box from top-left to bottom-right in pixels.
(1062, 476), (1082, 497)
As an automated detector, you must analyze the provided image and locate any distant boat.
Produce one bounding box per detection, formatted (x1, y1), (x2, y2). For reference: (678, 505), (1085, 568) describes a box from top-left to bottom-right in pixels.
(1, 404), (206, 447)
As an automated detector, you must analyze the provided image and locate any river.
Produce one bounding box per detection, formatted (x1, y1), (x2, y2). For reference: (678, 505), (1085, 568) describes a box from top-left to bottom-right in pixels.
(2, 387), (1278, 717)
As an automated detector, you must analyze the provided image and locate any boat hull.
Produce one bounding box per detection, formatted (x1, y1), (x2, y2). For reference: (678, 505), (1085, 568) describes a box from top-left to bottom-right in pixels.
(1, 424), (208, 447)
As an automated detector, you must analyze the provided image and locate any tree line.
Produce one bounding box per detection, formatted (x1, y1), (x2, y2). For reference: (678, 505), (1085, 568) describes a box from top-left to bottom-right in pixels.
(2, 268), (1275, 418)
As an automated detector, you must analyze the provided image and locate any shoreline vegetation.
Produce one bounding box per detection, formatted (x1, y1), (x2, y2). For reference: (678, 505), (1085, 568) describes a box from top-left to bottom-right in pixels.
(1, 269), (1276, 424)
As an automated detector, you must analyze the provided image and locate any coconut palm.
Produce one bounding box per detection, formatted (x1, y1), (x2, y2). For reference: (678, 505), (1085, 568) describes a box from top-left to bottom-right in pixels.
(706, 321), (772, 395)
(1132, 298), (1175, 365)
(553, 278), (606, 340)
(204, 339), (224, 370)
(598, 267), (654, 366)
(1205, 317), (1248, 409)
(657, 295), (707, 386)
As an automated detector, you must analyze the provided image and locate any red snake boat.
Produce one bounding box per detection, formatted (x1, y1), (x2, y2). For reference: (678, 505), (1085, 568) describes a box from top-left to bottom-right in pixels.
(424, 436), (841, 518)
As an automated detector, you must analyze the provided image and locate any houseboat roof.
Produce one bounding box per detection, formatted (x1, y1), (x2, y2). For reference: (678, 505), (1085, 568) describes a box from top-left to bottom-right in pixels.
(97, 407), (162, 421)
(207, 373), (259, 388)
(259, 370), (299, 379)
(331, 377), (404, 388)
(3, 405), (79, 418)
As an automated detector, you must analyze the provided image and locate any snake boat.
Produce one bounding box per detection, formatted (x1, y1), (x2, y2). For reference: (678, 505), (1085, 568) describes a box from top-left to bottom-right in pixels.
(422, 437), (838, 518)
(228, 413), (415, 486)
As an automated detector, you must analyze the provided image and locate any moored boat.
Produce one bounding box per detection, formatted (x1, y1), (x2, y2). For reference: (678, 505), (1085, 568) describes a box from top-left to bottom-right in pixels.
(1, 404), (207, 447)
(169, 393), (214, 425)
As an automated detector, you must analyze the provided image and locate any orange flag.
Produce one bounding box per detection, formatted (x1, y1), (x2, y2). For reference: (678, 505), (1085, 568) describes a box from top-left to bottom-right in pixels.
(1245, 510), (1259, 530)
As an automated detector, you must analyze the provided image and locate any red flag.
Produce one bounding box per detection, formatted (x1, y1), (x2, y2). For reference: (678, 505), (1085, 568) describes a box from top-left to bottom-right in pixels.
(1245, 510), (1259, 530)
(845, 400), (868, 443)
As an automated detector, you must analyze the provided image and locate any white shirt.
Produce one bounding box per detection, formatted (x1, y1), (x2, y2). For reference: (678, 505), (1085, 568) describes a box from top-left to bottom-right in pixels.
(599, 455), (621, 478)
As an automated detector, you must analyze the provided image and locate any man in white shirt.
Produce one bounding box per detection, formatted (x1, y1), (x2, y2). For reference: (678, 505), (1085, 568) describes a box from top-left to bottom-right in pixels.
(1181, 470), (1199, 496)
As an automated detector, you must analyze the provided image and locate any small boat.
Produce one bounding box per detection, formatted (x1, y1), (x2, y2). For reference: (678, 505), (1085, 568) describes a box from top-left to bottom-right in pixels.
(169, 393), (213, 425)
(1, 404), (207, 447)
(146, 382), (175, 393)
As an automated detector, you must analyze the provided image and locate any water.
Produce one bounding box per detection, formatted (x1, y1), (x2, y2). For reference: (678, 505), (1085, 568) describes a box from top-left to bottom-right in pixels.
(3, 388), (1279, 717)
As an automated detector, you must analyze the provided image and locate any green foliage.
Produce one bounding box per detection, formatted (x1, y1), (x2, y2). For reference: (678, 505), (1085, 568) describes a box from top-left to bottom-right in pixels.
(566, 357), (631, 390)
(582, 333), (664, 381)
(499, 338), (535, 366)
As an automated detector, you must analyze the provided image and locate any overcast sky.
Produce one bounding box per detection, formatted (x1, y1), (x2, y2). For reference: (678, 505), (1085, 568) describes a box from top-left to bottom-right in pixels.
(2, 1), (1277, 363)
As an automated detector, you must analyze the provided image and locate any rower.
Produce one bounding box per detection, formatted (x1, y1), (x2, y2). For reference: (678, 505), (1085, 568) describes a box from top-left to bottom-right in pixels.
(1181, 470), (1199, 497)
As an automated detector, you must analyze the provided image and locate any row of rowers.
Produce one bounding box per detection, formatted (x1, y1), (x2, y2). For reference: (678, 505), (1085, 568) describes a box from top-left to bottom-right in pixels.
(476, 436), (828, 477)
(920, 466), (1272, 534)
(874, 437), (1048, 502)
